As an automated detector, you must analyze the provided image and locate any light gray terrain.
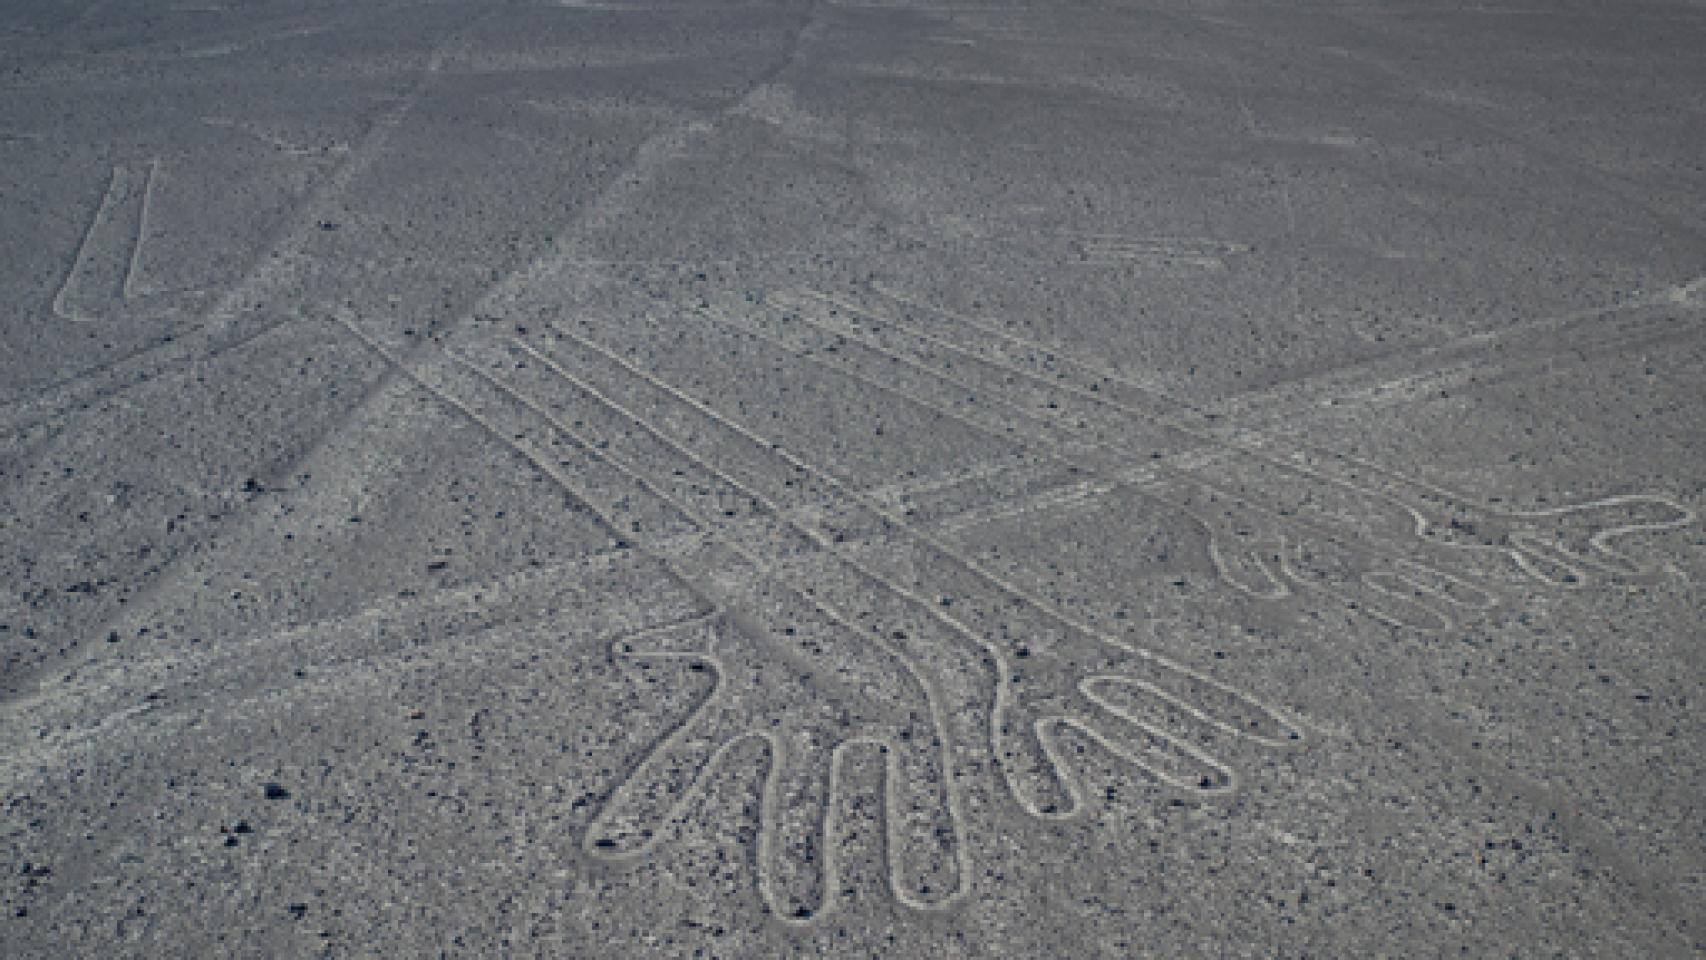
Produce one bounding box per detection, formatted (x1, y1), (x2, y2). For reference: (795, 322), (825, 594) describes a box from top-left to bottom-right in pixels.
(3, 0), (1704, 956)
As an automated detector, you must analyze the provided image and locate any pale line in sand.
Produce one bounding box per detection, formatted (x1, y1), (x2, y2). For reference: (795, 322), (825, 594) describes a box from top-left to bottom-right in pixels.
(200, 115), (351, 157)
(1284, 310), (1704, 420)
(1238, 97), (1260, 138)
(862, 453), (1060, 511)
(1066, 234), (1250, 269)
(1278, 184), (1304, 324)
(905, 274), (1704, 433)
(930, 477), (1115, 533)
(120, 158), (160, 301)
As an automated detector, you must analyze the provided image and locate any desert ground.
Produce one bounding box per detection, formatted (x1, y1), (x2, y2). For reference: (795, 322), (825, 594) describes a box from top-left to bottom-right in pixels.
(3, 0), (1704, 956)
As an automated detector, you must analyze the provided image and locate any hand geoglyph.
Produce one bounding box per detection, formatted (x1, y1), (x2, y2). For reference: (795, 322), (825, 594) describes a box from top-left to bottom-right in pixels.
(333, 273), (1692, 922)
(589, 572), (964, 922)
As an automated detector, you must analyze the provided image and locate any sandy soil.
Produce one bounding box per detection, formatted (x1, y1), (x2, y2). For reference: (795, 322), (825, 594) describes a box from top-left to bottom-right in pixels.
(3, 0), (1704, 956)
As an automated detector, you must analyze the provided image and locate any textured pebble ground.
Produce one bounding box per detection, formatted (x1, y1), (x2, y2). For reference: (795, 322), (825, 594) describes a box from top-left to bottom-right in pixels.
(2, 0), (1704, 956)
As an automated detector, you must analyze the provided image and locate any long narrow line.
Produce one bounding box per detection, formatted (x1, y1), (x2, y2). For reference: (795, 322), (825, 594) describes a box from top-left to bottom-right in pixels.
(870, 275), (1702, 437)
(120, 158), (160, 302)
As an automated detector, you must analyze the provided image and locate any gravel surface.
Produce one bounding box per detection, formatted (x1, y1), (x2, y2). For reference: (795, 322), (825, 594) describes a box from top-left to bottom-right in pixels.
(3, 1), (1703, 956)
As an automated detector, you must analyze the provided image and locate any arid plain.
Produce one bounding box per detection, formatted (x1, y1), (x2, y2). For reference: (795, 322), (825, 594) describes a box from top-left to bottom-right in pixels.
(3, 0), (1704, 956)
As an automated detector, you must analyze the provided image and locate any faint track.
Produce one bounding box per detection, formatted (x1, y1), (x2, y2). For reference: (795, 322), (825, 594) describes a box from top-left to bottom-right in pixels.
(1067, 234), (1250, 269)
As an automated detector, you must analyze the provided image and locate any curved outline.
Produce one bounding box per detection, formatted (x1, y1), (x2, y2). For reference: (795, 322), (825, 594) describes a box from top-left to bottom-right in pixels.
(1353, 476), (1696, 589)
